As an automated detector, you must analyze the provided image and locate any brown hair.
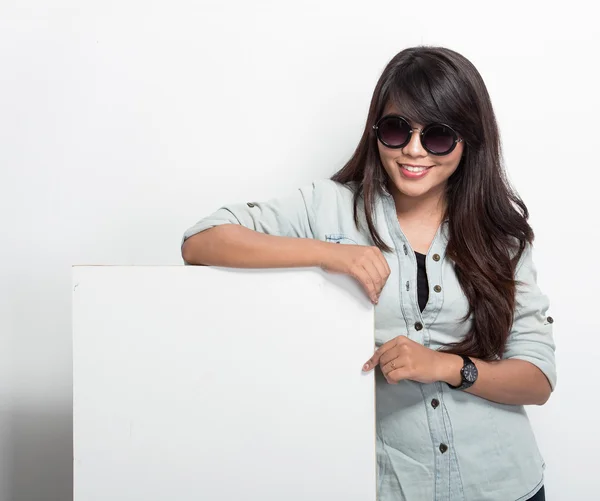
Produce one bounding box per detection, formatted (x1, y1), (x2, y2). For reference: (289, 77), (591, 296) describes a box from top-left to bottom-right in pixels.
(331, 46), (533, 360)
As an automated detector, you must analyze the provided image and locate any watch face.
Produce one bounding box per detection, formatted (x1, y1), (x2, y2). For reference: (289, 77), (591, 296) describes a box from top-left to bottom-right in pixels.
(463, 364), (478, 383)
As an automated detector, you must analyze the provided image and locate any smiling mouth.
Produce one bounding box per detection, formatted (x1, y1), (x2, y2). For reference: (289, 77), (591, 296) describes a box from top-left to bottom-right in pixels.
(398, 164), (433, 173)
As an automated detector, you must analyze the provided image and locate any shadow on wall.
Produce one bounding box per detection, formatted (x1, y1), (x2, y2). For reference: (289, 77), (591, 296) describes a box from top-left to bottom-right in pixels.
(9, 404), (72, 501)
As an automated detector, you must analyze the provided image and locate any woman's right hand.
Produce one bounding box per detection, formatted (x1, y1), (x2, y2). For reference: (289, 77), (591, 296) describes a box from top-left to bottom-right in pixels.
(319, 244), (391, 304)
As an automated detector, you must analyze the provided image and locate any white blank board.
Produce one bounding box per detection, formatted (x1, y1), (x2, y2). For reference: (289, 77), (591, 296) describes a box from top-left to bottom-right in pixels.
(72, 266), (376, 501)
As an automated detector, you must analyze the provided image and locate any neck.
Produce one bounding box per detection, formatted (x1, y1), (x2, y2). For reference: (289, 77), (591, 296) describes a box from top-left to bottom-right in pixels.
(392, 184), (447, 223)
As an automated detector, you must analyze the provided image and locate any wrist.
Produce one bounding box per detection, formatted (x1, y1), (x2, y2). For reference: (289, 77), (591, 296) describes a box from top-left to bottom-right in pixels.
(437, 353), (463, 386)
(311, 239), (336, 269)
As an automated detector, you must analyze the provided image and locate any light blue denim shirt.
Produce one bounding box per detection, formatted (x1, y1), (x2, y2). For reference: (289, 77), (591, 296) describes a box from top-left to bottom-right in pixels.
(181, 179), (556, 501)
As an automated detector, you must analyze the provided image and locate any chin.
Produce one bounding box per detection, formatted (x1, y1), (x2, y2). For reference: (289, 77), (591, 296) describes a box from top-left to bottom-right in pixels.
(399, 188), (431, 198)
(392, 181), (433, 198)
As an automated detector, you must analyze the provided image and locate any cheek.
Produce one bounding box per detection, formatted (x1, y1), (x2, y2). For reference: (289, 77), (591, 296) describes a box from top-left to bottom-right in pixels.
(377, 143), (389, 162)
(440, 148), (463, 174)
(377, 144), (395, 170)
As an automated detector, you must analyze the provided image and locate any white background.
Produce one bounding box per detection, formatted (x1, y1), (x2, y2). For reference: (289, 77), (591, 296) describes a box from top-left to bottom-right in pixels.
(0, 1), (597, 500)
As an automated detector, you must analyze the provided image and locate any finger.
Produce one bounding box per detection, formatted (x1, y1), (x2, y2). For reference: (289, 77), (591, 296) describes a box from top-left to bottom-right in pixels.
(379, 335), (411, 367)
(368, 247), (390, 284)
(362, 351), (380, 372)
(352, 264), (379, 304)
(381, 358), (402, 376)
(385, 368), (411, 384)
(365, 259), (386, 298)
(363, 340), (395, 371)
(369, 248), (391, 294)
(379, 348), (401, 368)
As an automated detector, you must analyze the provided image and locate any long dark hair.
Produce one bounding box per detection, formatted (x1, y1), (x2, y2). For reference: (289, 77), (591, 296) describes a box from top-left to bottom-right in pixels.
(331, 46), (534, 361)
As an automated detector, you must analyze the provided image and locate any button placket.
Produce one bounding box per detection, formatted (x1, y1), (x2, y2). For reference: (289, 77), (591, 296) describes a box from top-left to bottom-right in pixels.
(398, 240), (421, 343)
(422, 384), (453, 499)
(420, 243), (445, 349)
(381, 200), (413, 340)
(379, 199), (461, 499)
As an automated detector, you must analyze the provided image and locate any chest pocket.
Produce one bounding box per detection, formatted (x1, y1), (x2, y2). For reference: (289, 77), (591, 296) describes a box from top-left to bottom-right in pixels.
(325, 233), (358, 245)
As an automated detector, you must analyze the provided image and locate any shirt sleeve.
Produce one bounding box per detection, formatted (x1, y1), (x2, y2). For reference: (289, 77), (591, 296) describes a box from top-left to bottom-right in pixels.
(180, 181), (318, 262)
(502, 243), (557, 391)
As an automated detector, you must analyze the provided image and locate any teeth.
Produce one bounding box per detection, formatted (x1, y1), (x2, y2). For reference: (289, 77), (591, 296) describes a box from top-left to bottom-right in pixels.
(402, 165), (428, 173)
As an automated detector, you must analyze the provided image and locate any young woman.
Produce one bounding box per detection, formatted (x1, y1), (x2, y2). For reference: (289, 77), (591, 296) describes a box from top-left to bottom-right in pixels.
(181, 46), (555, 501)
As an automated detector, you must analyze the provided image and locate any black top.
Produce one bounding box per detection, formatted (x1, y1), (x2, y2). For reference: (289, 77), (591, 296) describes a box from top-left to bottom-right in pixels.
(415, 252), (429, 312)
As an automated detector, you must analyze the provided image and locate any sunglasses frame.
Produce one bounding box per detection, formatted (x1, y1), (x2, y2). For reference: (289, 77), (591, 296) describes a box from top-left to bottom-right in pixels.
(372, 115), (464, 156)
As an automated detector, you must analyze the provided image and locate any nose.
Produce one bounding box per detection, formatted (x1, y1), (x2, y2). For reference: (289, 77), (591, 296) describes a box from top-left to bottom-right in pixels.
(403, 128), (428, 158)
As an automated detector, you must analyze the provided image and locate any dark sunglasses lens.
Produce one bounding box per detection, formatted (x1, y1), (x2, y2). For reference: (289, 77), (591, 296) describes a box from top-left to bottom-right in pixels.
(422, 125), (456, 154)
(378, 117), (410, 147)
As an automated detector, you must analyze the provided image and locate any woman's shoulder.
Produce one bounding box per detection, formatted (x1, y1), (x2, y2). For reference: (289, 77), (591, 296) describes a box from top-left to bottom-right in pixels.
(303, 178), (357, 195)
(298, 179), (378, 244)
(300, 178), (359, 208)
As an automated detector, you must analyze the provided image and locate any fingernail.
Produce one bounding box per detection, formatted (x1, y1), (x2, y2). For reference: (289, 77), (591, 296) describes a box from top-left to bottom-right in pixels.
(363, 363), (370, 371)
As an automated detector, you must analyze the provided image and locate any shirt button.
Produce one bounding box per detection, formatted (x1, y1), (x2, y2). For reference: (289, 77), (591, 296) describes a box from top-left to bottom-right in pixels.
(433, 285), (442, 293)
(431, 399), (439, 409)
(433, 254), (441, 262)
(547, 316), (554, 323)
(415, 322), (423, 331)
(247, 202), (255, 208)
(439, 443), (448, 454)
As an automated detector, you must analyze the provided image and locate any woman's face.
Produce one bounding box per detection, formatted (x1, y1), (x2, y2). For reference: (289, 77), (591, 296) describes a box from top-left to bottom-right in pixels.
(376, 103), (464, 202)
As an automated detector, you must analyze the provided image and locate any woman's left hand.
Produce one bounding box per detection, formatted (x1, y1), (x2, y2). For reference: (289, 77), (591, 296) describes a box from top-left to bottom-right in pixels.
(362, 335), (459, 385)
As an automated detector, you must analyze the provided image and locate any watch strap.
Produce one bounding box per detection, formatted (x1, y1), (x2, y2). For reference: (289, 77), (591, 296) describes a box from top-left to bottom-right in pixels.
(447, 355), (477, 390)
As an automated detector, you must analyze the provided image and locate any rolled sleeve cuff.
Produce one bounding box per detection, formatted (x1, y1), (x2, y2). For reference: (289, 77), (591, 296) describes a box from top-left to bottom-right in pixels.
(506, 350), (557, 392)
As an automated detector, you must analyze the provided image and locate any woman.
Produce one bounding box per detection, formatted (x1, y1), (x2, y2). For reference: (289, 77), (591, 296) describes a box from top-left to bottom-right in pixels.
(181, 46), (555, 501)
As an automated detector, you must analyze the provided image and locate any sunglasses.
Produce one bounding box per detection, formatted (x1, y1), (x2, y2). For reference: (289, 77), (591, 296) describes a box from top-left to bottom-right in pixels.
(373, 115), (463, 155)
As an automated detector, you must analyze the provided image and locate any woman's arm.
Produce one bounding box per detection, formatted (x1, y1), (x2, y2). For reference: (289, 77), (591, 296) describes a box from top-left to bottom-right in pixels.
(365, 339), (552, 406)
(440, 354), (552, 405)
(182, 223), (391, 304)
(461, 244), (556, 405)
(182, 224), (328, 268)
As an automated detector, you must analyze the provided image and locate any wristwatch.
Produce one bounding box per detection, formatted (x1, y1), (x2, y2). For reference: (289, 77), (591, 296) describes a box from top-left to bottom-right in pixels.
(447, 355), (478, 390)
